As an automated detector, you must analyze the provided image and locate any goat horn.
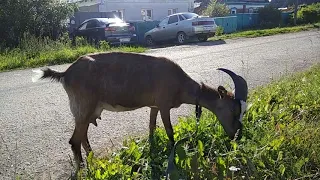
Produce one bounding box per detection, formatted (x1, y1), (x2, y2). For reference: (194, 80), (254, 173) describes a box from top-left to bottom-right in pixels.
(217, 68), (248, 101)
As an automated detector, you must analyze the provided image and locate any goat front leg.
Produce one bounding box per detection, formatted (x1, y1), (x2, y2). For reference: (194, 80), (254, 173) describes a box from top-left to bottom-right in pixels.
(159, 108), (175, 146)
(149, 107), (159, 142)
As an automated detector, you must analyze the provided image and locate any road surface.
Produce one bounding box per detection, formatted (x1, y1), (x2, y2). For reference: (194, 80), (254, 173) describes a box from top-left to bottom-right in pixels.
(0, 30), (319, 179)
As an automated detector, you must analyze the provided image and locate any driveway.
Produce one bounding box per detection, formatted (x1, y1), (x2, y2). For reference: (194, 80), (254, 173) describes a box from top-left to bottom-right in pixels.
(0, 30), (319, 179)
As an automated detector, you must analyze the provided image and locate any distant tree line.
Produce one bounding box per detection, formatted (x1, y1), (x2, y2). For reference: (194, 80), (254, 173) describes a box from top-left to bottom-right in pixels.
(0, 0), (78, 49)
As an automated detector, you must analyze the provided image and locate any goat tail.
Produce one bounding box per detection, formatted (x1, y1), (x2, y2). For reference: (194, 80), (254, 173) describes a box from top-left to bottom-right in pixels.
(32, 68), (65, 83)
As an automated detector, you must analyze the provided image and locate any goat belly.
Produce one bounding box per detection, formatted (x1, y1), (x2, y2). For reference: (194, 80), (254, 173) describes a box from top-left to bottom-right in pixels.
(101, 103), (140, 112)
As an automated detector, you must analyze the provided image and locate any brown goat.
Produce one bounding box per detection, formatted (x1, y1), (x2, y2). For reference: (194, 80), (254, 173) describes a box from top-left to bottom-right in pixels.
(32, 51), (248, 171)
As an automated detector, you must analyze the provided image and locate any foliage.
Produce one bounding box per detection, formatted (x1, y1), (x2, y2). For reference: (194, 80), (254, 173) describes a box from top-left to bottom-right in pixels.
(0, 0), (78, 48)
(0, 34), (146, 72)
(215, 26), (224, 36)
(258, 5), (282, 28)
(78, 63), (320, 179)
(297, 3), (320, 24)
(202, 0), (230, 17)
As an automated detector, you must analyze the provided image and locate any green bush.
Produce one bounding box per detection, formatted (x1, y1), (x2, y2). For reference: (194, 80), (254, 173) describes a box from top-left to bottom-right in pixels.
(78, 64), (320, 179)
(297, 3), (320, 24)
(215, 26), (224, 36)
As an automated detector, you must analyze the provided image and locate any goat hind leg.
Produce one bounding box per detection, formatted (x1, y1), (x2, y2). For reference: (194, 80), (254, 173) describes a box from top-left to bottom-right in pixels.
(81, 123), (92, 156)
(69, 122), (87, 171)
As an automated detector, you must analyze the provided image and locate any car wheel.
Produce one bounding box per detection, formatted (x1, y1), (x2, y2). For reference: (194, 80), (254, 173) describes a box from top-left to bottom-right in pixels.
(198, 35), (208, 42)
(177, 32), (187, 44)
(145, 36), (155, 46)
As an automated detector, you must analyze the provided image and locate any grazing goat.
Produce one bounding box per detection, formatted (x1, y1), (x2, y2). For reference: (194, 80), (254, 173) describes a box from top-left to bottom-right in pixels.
(32, 51), (248, 170)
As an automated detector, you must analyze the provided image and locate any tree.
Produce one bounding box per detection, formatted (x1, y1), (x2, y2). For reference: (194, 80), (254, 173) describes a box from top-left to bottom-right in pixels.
(0, 0), (77, 48)
(258, 4), (282, 28)
(202, 0), (230, 17)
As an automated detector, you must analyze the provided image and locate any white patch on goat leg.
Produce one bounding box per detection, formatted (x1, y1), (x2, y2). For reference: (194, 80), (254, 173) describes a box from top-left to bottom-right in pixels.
(239, 100), (247, 123)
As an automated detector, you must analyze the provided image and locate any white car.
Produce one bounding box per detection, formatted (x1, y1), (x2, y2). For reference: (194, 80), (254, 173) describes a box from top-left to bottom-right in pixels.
(144, 12), (218, 46)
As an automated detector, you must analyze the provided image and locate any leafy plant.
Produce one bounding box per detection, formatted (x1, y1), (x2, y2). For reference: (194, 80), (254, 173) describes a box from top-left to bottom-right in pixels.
(215, 26), (224, 36)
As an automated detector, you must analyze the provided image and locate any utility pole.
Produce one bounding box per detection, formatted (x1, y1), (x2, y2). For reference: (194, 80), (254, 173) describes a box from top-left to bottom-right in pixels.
(294, 0), (298, 25)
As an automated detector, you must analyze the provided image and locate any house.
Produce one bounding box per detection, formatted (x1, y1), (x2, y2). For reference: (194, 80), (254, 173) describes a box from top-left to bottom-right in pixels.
(68, 0), (195, 21)
(224, 0), (270, 14)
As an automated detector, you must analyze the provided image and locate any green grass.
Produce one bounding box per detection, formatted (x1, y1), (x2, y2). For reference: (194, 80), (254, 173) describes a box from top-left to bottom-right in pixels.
(77, 63), (320, 179)
(210, 23), (320, 41)
(0, 34), (146, 72)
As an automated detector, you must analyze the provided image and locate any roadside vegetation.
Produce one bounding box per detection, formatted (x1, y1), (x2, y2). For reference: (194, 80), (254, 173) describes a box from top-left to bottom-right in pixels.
(0, 33), (146, 72)
(75, 63), (320, 179)
(210, 22), (319, 41)
(210, 2), (320, 41)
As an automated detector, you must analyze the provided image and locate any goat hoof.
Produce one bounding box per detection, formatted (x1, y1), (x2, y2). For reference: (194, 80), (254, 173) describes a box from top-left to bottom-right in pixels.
(80, 162), (86, 168)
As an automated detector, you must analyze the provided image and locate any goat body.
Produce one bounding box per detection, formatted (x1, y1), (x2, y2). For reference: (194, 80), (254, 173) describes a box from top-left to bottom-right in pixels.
(32, 51), (248, 171)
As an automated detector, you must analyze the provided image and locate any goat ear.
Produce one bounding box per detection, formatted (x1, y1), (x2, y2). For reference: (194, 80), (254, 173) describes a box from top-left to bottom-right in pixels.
(218, 86), (227, 98)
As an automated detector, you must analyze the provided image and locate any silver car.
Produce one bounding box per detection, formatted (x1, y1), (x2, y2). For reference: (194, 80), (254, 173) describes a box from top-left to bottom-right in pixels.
(144, 12), (218, 46)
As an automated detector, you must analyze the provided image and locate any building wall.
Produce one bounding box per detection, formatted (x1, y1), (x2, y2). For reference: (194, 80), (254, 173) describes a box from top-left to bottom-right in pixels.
(74, 0), (194, 21)
(102, 2), (191, 21)
(101, 0), (193, 21)
(79, 4), (100, 12)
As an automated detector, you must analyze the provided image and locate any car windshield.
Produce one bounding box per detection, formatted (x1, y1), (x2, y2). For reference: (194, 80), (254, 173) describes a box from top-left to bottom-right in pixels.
(181, 13), (198, 19)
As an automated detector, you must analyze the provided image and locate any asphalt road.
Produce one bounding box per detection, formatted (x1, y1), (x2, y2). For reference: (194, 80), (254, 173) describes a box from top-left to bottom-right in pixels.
(1, 30), (320, 180)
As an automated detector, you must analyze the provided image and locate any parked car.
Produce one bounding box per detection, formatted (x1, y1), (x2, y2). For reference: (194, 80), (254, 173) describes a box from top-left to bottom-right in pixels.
(144, 12), (218, 46)
(70, 17), (136, 45)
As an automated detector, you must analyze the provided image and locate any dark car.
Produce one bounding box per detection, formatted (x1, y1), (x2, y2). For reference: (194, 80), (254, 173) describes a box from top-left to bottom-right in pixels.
(71, 17), (136, 45)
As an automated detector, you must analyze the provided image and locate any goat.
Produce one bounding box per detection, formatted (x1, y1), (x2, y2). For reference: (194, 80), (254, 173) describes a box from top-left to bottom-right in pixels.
(32, 51), (248, 171)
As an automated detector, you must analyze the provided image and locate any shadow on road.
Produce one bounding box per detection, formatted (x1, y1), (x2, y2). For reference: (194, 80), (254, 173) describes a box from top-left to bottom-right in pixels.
(147, 39), (226, 50)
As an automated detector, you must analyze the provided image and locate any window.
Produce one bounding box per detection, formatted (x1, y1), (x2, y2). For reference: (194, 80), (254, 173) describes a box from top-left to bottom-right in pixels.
(181, 13), (198, 20)
(141, 9), (153, 20)
(231, 8), (237, 14)
(112, 9), (124, 20)
(178, 15), (185, 21)
(168, 15), (178, 24)
(158, 17), (169, 26)
(86, 20), (98, 29)
(78, 22), (88, 30)
(168, 8), (178, 15)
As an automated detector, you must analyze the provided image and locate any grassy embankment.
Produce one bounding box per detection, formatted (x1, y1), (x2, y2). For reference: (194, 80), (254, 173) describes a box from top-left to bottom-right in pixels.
(74, 63), (320, 179)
